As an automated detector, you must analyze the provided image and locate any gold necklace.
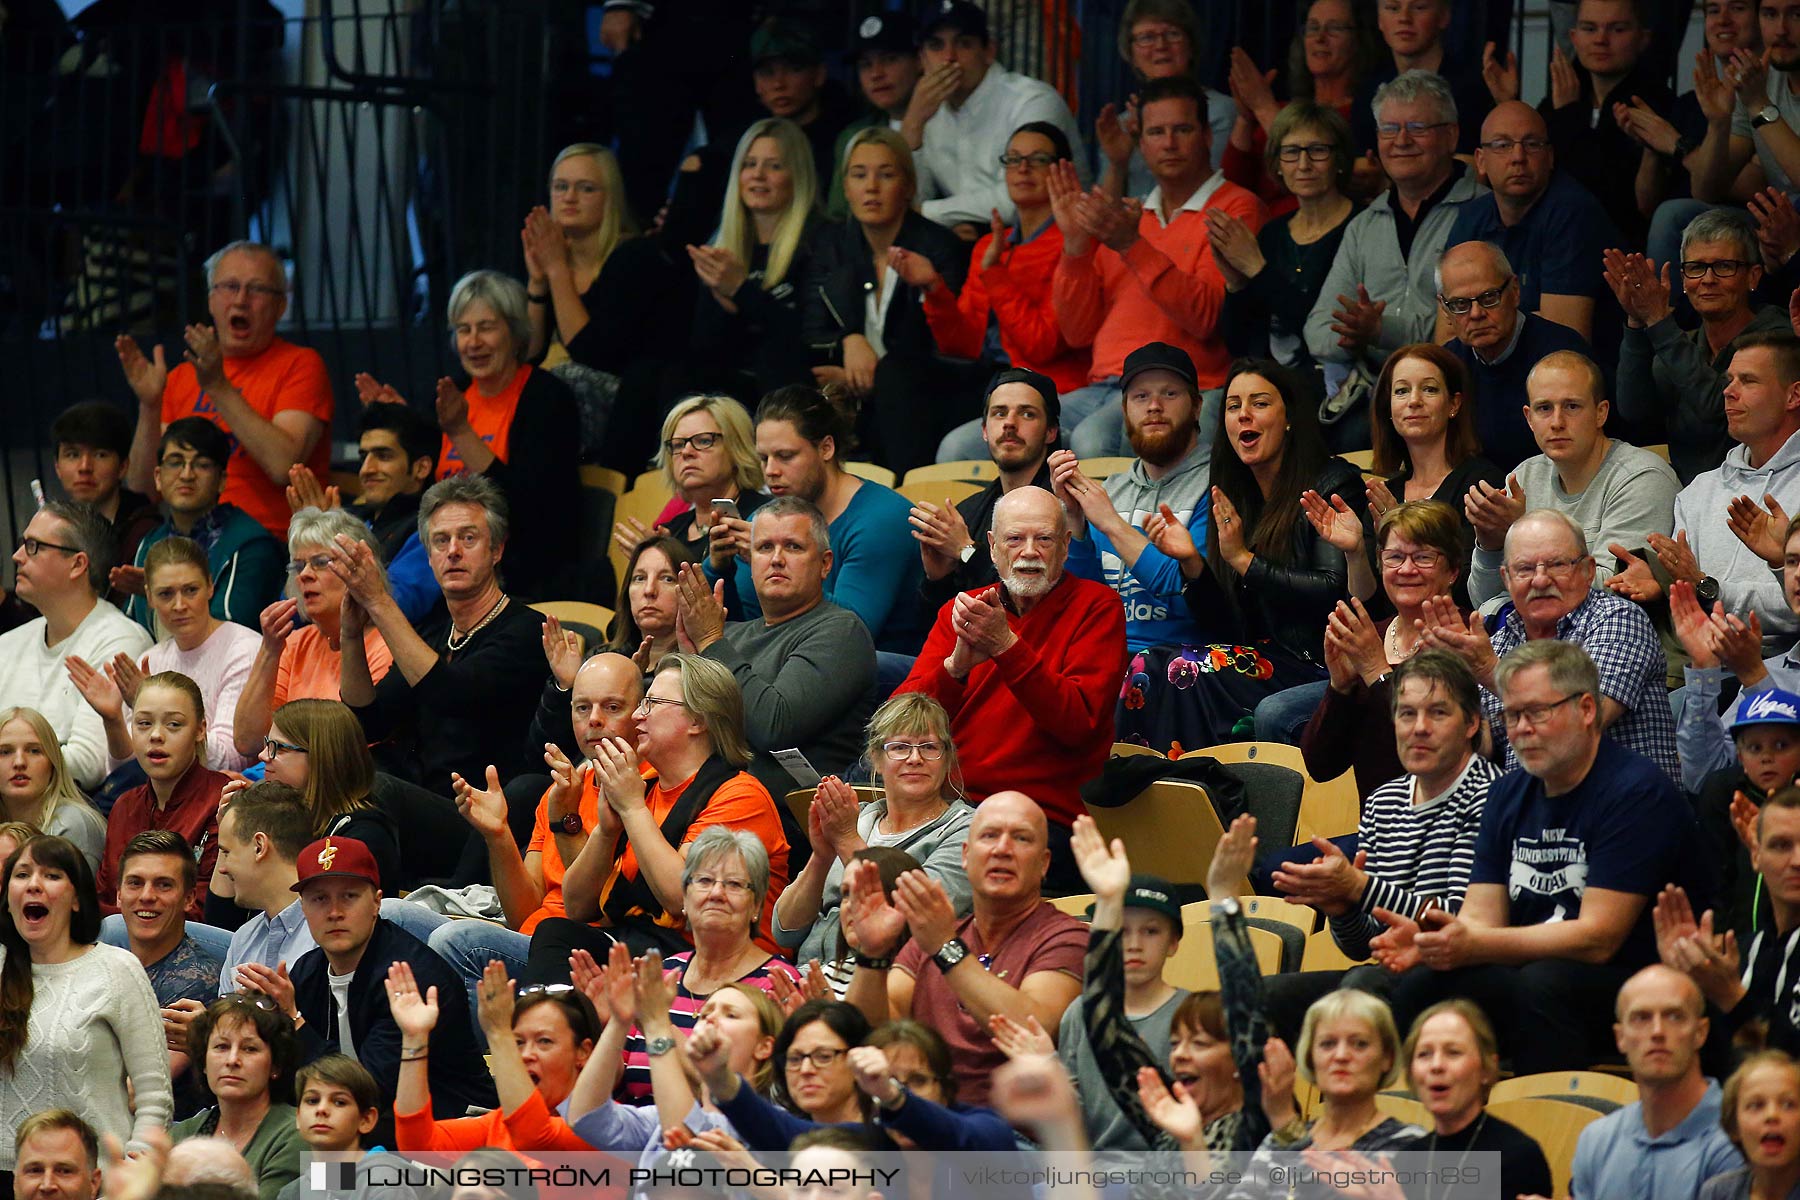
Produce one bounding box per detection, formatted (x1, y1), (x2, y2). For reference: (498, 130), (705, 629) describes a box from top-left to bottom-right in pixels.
(447, 594), (509, 652)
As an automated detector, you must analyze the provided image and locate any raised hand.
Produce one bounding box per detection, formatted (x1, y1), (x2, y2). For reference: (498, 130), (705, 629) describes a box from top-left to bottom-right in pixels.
(1365, 477), (1400, 522)
(768, 968), (807, 1017)
(1602, 248), (1673, 328)
(887, 246), (944, 291)
(594, 737), (648, 817)
(1612, 95), (1680, 155)
(1213, 486), (1251, 570)
(451, 765), (510, 841)
(1549, 44), (1582, 109)
(1727, 493), (1790, 566)
(542, 613), (584, 690)
(1300, 490), (1364, 554)
(235, 961), (297, 1019)
(1138, 1066), (1205, 1146)
(284, 464), (340, 515)
(1204, 206), (1264, 286)
(1329, 285), (1386, 351)
(109, 564), (147, 597)
(475, 958), (517, 1037)
(1070, 813), (1131, 901)
(115, 335), (169, 406)
(892, 870), (960, 957)
(1369, 907), (1424, 973)
(65, 655), (124, 723)
(1750, 187), (1800, 270)
(1143, 501), (1202, 570)
(633, 949), (680, 1028)
(1481, 41), (1520, 103)
(1207, 813), (1258, 901)
(1652, 884), (1700, 968)
(811, 776), (863, 858)
(1732, 790), (1762, 852)
(107, 653), (146, 707)
(434, 377), (470, 437)
(387, 960), (439, 1039)
(604, 940), (638, 1028)
(521, 206), (572, 280)
(569, 948), (610, 1022)
(909, 497), (975, 580)
(1605, 543), (1664, 603)
(989, 1012), (1055, 1060)
(612, 515), (655, 560)
(1324, 599), (1389, 686)
(841, 858), (908, 958)
(1258, 1037), (1298, 1130)
(1648, 530), (1704, 586)
(1667, 581), (1719, 669)
(183, 324), (226, 391)
(980, 209), (1012, 270)
(352, 372), (406, 407)
(1095, 103), (1135, 168)
(1693, 48), (1736, 122)
(1227, 46), (1280, 127)
(1727, 45), (1771, 111)
(1073, 187), (1143, 253)
(1416, 599), (1497, 684)
(1709, 603), (1765, 680)
(952, 586), (1016, 659)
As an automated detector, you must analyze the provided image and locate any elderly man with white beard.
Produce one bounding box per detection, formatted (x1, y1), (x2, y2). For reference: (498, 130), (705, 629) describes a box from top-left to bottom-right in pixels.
(898, 486), (1127, 892)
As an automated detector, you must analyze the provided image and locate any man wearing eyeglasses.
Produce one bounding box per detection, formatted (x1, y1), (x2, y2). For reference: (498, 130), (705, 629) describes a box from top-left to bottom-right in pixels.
(1445, 102), (1617, 346)
(117, 240), (333, 539)
(254, 835), (495, 1139)
(1374, 639), (1703, 1073)
(1611, 208), (1791, 482)
(1424, 507), (1679, 781)
(117, 416), (285, 633)
(0, 501), (151, 789)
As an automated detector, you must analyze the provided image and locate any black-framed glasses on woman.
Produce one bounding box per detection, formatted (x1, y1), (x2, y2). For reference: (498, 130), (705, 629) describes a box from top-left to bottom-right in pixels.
(998, 152), (1057, 169)
(665, 432), (723, 453)
(1277, 143), (1335, 163)
(780, 1047), (849, 1072)
(1679, 259), (1752, 279)
(262, 736), (306, 760)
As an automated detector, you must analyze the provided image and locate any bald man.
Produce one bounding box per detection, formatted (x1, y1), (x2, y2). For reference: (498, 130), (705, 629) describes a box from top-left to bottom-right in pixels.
(429, 651), (645, 996)
(843, 790), (1087, 1107)
(1445, 101), (1618, 344)
(1566, 965), (1741, 1200)
(160, 1136), (258, 1196)
(898, 487), (1127, 891)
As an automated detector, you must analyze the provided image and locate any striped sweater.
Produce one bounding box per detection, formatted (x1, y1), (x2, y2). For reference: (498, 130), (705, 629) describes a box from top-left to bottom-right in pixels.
(1328, 754), (1501, 960)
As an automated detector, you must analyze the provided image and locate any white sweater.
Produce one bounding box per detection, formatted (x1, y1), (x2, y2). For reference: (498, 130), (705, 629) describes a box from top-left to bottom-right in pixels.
(127, 622), (263, 773)
(0, 603), (152, 789)
(0, 942), (171, 1170)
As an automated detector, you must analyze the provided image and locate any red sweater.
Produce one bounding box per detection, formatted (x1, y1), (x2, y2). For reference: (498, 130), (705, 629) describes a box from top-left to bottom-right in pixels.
(1052, 177), (1266, 387)
(97, 762), (225, 919)
(922, 222), (1091, 394)
(897, 575), (1125, 829)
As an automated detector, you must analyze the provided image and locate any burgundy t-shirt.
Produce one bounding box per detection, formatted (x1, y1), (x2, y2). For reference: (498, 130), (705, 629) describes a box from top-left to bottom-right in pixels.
(895, 902), (1086, 1106)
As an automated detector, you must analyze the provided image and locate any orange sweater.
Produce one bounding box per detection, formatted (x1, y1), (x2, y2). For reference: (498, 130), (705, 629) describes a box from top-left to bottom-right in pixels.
(395, 1088), (593, 1153)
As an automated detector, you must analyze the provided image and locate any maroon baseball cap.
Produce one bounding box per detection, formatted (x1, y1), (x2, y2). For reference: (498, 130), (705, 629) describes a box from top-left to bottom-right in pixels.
(291, 836), (381, 892)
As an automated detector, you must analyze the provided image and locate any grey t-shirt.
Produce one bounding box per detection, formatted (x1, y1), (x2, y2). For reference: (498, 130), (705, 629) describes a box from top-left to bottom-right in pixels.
(1058, 987), (1190, 1152)
(1733, 71), (1800, 195)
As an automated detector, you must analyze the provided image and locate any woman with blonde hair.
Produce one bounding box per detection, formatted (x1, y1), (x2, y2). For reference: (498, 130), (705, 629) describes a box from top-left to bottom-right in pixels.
(1403, 1000), (1551, 1200)
(690, 117), (822, 396)
(773, 693), (975, 994)
(0, 708), (105, 873)
(802, 125), (971, 473)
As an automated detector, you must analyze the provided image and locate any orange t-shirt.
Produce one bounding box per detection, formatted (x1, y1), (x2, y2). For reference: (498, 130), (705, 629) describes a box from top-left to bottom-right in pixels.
(273, 624), (394, 705)
(161, 337), (334, 536)
(537, 766), (791, 954)
(438, 364), (529, 478)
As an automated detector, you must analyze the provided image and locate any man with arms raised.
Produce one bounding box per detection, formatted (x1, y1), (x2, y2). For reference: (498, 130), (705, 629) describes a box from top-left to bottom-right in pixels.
(899, 486), (1124, 892)
(118, 240), (332, 538)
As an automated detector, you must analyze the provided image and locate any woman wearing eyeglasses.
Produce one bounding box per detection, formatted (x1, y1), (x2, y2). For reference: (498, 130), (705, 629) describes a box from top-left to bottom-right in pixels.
(94, 671), (224, 922)
(773, 694), (975, 998)
(259, 700), (402, 892)
(1216, 102), (1360, 380)
(170, 993), (305, 1200)
(0, 834), (172, 1182)
(1097, 0), (1240, 200)
(894, 123), (1091, 406)
(232, 508), (394, 762)
(389, 958), (601, 1154)
(68, 537), (261, 781)
(611, 826), (801, 1105)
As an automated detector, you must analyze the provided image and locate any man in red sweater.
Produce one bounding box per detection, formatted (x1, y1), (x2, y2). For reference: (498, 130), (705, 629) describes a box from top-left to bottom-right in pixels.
(897, 485), (1126, 893)
(1051, 73), (1266, 460)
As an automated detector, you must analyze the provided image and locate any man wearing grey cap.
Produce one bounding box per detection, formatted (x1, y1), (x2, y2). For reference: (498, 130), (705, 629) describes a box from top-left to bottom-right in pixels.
(907, 0), (1085, 235)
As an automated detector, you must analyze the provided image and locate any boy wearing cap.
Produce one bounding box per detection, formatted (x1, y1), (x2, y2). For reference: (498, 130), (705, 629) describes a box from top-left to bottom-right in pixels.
(1056, 875), (1189, 1150)
(241, 835), (495, 1133)
(828, 13), (924, 220)
(907, 0), (1084, 234)
(1051, 341), (1211, 652)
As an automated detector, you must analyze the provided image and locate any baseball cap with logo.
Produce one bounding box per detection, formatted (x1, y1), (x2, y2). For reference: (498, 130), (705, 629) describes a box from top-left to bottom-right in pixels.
(918, 0), (989, 43)
(1729, 687), (1800, 735)
(857, 11), (917, 57)
(291, 836), (381, 892)
(1085, 874), (1183, 933)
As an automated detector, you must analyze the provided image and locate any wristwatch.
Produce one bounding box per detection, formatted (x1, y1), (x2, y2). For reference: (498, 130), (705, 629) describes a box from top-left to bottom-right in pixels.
(932, 937), (971, 973)
(557, 812), (584, 835)
(876, 1079), (908, 1112)
(957, 543), (977, 564)
(1695, 575), (1721, 605)
(646, 1036), (677, 1058)
(1753, 104), (1784, 131)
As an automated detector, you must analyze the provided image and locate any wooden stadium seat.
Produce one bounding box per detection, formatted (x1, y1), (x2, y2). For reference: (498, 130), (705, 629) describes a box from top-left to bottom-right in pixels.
(608, 485), (677, 591)
(1240, 895), (1318, 937)
(1340, 448), (1377, 471)
(1372, 1092), (1431, 1126)
(1488, 1071), (1638, 1110)
(1181, 900), (1303, 971)
(1484, 1097), (1604, 1196)
(1161, 918), (1284, 990)
(528, 601), (615, 652)
(1300, 928), (1370, 971)
(1049, 892), (1096, 919)
(1083, 780), (1225, 885)
(328, 469), (363, 499)
(897, 479), (985, 508)
(903, 461), (1000, 485)
(1188, 741), (1360, 842)
(1110, 742), (1166, 759)
(844, 461), (897, 486)
(580, 465), (627, 497)
(1079, 456), (1136, 478)
(632, 467), (673, 497)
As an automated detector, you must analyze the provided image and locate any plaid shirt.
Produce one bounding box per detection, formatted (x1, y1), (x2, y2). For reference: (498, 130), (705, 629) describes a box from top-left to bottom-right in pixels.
(1486, 587), (1680, 781)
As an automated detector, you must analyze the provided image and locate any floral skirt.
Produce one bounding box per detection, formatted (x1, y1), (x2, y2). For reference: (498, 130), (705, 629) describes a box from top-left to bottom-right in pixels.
(1114, 640), (1326, 757)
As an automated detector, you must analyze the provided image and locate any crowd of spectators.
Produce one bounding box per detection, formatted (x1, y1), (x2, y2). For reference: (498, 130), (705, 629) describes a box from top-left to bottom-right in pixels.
(19, 0), (1800, 1197)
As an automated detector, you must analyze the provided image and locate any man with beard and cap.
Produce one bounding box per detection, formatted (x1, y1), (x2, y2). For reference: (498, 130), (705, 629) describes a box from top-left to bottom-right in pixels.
(1052, 341), (1210, 654)
(911, 367), (1059, 620)
(898, 486), (1126, 894)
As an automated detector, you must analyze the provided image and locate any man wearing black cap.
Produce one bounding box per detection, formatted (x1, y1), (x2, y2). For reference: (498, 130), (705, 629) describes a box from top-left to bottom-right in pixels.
(240, 835), (495, 1130)
(908, 0), (1084, 235)
(827, 12), (925, 220)
(911, 367), (1058, 617)
(1053, 341), (1213, 653)
(748, 19), (858, 194)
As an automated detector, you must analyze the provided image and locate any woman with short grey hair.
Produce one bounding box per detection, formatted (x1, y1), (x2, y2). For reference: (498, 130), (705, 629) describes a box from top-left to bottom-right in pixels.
(350, 269), (579, 598)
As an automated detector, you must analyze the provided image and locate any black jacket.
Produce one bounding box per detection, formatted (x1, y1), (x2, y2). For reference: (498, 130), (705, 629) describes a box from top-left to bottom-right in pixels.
(802, 211), (968, 365)
(291, 918), (496, 1134)
(475, 366), (581, 601)
(1185, 455), (1366, 664)
(350, 489), (421, 568)
(690, 229), (821, 394)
